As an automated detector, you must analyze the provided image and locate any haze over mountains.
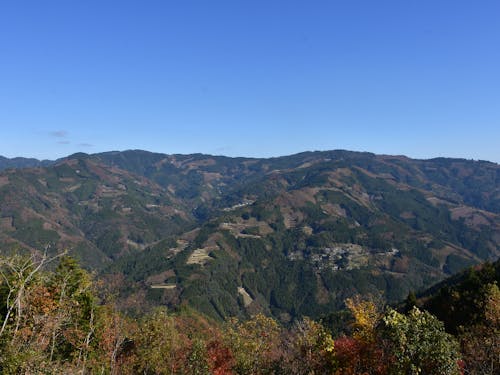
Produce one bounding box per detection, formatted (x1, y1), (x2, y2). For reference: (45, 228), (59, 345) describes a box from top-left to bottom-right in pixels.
(0, 149), (498, 320)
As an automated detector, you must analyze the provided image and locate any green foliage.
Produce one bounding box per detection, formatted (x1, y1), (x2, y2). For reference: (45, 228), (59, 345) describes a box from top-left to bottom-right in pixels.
(92, 231), (126, 262)
(133, 308), (182, 374)
(423, 260), (500, 333)
(186, 339), (210, 375)
(444, 254), (476, 274)
(11, 219), (60, 249)
(382, 307), (461, 375)
(224, 313), (281, 374)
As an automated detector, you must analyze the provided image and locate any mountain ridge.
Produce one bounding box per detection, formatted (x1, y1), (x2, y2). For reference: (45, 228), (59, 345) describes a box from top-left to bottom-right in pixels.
(2, 149), (498, 170)
(0, 149), (498, 320)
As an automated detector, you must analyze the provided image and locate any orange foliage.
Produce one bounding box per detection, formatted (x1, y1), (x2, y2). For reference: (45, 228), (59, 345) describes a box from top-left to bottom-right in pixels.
(207, 337), (235, 375)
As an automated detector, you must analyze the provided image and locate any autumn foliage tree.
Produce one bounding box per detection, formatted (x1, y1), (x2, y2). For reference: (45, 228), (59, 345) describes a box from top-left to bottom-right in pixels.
(280, 317), (335, 374)
(224, 313), (281, 374)
(333, 296), (388, 375)
(459, 282), (500, 375)
(381, 307), (461, 375)
(0, 252), (97, 374)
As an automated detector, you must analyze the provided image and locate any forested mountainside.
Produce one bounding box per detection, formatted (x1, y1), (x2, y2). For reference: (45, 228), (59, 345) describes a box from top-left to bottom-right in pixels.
(0, 150), (498, 320)
(0, 156), (53, 171)
(92, 150), (499, 213)
(0, 157), (194, 268)
(417, 258), (500, 333)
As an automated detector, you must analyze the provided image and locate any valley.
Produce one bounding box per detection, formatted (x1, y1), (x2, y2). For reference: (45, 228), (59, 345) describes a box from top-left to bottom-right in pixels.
(0, 149), (498, 321)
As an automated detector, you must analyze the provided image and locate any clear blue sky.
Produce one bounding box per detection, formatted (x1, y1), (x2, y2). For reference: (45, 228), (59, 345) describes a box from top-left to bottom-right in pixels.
(1, 1), (499, 162)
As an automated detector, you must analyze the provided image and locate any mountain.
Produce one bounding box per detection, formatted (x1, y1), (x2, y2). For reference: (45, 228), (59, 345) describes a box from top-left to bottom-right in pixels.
(0, 156), (194, 267)
(93, 150), (500, 214)
(0, 155), (54, 171)
(0, 149), (498, 320)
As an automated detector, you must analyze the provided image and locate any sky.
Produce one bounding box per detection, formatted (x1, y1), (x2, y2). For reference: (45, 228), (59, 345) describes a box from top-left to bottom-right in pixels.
(0, 1), (499, 162)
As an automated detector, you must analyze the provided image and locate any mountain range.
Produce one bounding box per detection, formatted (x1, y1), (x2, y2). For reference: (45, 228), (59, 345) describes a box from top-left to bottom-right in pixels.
(0, 150), (498, 321)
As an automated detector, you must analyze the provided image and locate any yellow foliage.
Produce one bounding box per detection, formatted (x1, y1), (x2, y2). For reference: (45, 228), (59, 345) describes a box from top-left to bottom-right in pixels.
(484, 282), (500, 327)
(225, 313), (281, 374)
(345, 296), (382, 342)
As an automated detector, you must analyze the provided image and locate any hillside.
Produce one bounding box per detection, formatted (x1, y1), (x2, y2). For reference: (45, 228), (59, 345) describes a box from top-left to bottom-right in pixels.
(0, 150), (498, 320)
(0, 156), (53, 171)
(0, 157), (194, 267)
(417, 259), (500, 333)
(93, 150), (500, 213)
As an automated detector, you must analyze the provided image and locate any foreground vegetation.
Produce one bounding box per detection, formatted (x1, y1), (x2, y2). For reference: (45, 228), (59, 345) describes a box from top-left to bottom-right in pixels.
(0, 253), (498, 374)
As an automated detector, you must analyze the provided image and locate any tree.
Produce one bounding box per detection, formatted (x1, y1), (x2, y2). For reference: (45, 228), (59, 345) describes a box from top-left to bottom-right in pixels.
(132, 307), (185, 375)
(345, 296), (382, 343)
(0, 251), (70, 373)
(280, 317), (335, 374)
(381, 307), (461, 375)
(186, 339), (210, 375)
(224, 313), (281, 374)
(459, 283), (500, 375)
(206, 337), (234, 375)
(46, 256), (96, 365)
(334, 296), (388, 375)
(89, 304), (136, 375)
(404, 291), (417, 313)
(0, 250), (65, 339)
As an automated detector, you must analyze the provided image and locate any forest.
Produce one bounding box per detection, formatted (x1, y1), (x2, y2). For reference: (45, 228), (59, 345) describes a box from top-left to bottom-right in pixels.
(1, 151), (498, 322)
(0, 252), (498, 374)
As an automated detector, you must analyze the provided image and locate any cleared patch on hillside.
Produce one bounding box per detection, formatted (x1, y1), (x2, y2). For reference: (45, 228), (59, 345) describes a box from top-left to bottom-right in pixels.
(146, 269), (176, 285)
(150, 284), (176, 289)
(450, 206), (495, 228)
(238, 286), (253, 307)
(426, 196), (453, 206)
(432, 243), (480, 266)
(168, 239), (189, 257)
(400, 211), (416, 219)
(0, 175), (9, 187)
(64, 184), (82, 193)
(320, 202), (347, 217)
(202, 172), (223, 183)
(315, 274), (330, 304)
(219, 219), (272, 238)
(126, 239), (146, 250)
(187, 246), (216, 265)
(0, 217), (14, 231)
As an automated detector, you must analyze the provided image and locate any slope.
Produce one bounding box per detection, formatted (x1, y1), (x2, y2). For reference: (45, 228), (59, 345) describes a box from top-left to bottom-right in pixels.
(104, 151), (499, 320)
(0, 156), (195, 267)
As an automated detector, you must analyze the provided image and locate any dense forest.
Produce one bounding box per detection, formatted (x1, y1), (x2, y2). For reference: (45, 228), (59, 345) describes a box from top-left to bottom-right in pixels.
(0, 150), (498, 321)
(0, 252), (498, 374)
